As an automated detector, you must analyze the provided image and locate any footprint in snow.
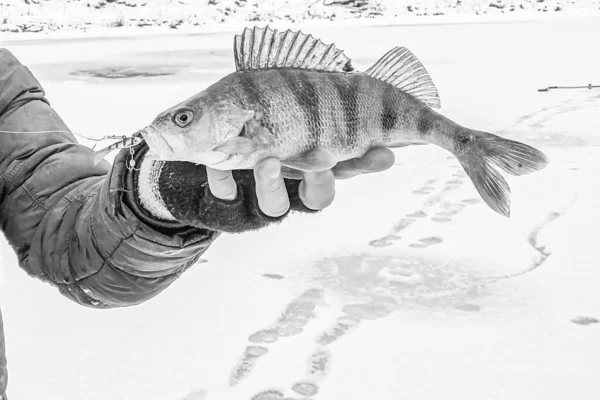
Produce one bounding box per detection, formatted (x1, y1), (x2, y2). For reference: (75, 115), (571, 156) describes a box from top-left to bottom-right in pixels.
(445, 179), (463, 186)
(229, 345), (269, 386)
(249, 330), (280, 343)
(315, 315), (361, 346)
(288, 301), (394, 397)
(435, 210), (460, 217)
(409, 236), (444, 249)
(368, 234), (401, 248)
(406, 211), (428, 218)
(429, 202), (468, 222)
(454, 303), (482, 312)
(342, 297), (399, 320)
(251, 389), (298, 400)
(393, 217), (417, 232)
(461, 198), (481, 205)
(290, 349), (331, 397)
(413, 186), (435, 195)
(571, 316), (599, 326)
(252, 351), (331, 399)
(229, 289), (324, 386)
(370, 177), (460, 248)
(263, 273), (285, 280)
(181, 390), (209, 400)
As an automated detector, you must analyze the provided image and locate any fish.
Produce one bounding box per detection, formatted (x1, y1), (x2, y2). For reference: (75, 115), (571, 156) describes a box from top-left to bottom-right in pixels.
(139, 25), (549, 217)
(92, 135), (144, 164)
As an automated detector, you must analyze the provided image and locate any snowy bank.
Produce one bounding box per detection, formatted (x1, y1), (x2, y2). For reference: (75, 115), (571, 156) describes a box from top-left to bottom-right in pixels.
(1, 0), (600, 37)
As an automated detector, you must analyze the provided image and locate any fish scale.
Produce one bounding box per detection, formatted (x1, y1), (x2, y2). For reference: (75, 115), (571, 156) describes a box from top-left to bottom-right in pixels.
(140, 25), (549, 217)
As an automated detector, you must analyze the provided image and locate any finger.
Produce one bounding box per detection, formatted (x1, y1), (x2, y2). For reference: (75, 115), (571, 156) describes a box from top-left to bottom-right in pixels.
(254, 158), (290, 217)
(206, 167), (238, 201)
(299, 169), (336, 210)
(333, 147), (395, 180)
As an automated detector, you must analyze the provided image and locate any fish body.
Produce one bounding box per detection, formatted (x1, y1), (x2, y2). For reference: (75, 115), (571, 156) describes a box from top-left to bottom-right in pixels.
(195, 68), (434, 169)
(141, 26), (548, 217)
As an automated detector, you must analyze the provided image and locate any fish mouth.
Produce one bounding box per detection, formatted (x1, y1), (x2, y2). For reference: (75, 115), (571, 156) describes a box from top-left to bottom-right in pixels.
(158, 132), (175, 153)
(138, 125), (175, 155)
(138, 125), (155, 145)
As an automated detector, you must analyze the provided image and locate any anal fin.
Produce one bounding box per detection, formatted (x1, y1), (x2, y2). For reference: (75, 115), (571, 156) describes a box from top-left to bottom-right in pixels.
(387, 140), (429, 148)
(282, 148), (338, 172)
(280, 165), (304, 180)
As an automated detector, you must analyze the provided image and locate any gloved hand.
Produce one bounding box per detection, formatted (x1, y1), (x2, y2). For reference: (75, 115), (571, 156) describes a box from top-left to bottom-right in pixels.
(129, 143), (395, 234)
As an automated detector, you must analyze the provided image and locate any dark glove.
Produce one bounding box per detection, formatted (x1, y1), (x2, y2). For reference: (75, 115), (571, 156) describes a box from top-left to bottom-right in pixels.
(126, 143), (317, 234)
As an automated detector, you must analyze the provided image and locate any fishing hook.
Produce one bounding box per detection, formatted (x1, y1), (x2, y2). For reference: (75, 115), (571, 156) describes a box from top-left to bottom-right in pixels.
(127, 146), (141, 172)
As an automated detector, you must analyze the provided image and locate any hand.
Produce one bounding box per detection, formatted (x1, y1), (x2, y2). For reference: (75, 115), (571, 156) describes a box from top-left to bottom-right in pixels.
(206, 147), (395, 217)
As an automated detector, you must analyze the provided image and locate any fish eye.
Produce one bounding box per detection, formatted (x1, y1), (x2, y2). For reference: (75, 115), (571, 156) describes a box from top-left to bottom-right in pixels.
(173, 110), (193, 127)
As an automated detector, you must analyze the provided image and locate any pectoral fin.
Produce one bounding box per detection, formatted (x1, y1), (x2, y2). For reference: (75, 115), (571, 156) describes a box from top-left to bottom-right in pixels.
(213, 137), (259, 155)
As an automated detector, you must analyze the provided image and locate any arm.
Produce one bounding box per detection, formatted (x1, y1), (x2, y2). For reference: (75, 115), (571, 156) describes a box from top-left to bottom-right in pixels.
(0, 48), (219, 308)
(0, 308), (6, 400)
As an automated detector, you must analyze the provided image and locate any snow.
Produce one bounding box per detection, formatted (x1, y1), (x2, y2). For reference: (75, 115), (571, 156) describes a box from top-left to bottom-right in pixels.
(1, 15), (600, 400)
(2, 0), (600, 36)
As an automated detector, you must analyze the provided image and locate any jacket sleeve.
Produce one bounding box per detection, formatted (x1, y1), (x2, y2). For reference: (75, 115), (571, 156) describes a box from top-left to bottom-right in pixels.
(0, 47), (217, 309)
(0, 308), (6, 400)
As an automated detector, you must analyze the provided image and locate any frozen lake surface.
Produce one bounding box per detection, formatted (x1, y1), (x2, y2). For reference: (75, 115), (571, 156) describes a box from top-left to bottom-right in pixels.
(1, 16), (600, 400)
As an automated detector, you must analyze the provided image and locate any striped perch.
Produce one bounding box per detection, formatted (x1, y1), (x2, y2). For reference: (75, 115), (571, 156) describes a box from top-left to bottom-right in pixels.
(138, 25), (548, 217)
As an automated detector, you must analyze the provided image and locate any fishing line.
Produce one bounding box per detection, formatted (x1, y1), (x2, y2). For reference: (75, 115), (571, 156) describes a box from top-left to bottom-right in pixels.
(538, 84), (599, 92)
(0, 130), (141, 142)
(1, 129), (144, 168)
(1, 129), (142, 193)
(0, 129), (76, 135)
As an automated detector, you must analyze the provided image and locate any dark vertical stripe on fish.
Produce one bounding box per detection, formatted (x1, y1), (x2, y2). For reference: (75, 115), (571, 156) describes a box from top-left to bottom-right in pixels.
(279, 69), (321, 146)
(237, 71), (263, 108)
(380, 84), (398, 140)
(416, 108), (433, 135)
(330, 73), (360, 148)
(237, 71), (272, 129)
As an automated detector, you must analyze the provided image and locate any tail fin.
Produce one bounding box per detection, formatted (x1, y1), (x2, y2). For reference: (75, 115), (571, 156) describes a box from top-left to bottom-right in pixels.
(458, 130), (549, 217)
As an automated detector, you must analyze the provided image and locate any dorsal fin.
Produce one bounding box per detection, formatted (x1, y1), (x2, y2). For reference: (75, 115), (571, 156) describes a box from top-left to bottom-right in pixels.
(234, 26), (354, 73)
(365, 47), (441, 109)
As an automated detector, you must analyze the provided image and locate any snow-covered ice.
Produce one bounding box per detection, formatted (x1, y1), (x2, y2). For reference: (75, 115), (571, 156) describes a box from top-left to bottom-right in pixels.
(1, 15), (600, 400)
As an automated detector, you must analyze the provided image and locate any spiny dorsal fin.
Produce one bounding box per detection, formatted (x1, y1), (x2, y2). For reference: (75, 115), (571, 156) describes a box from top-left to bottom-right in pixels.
(365, 47), (441, 109)
(234, 26), (354, 73)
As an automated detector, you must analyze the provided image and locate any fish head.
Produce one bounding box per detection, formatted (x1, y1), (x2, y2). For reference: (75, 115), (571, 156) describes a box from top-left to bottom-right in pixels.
(141, 91), (256, 165)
